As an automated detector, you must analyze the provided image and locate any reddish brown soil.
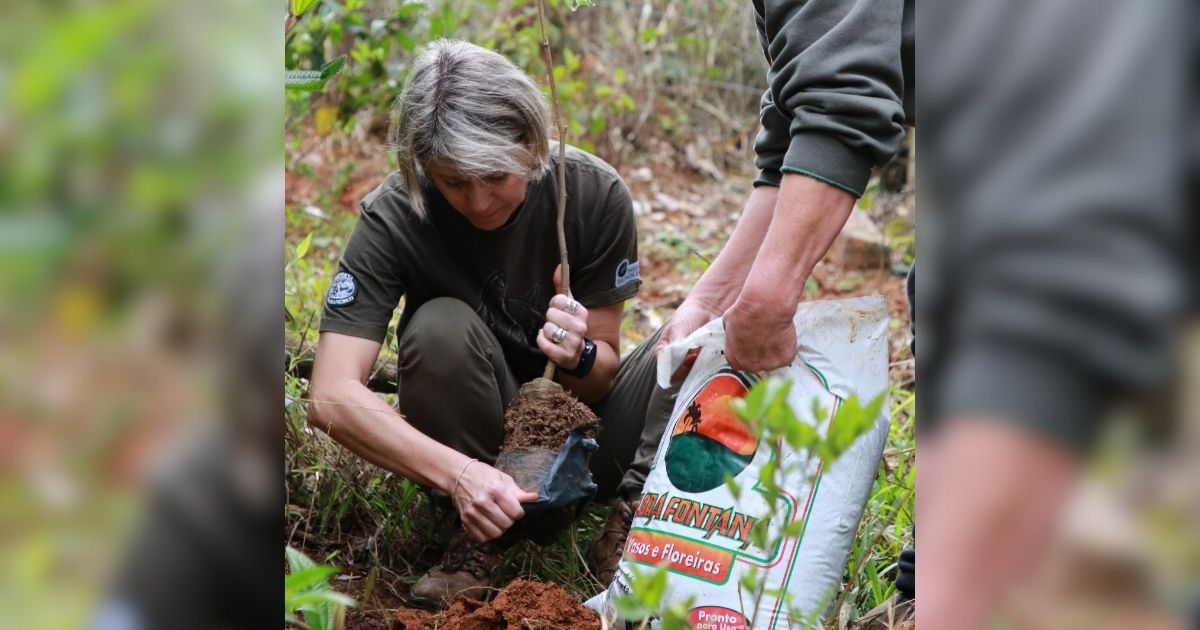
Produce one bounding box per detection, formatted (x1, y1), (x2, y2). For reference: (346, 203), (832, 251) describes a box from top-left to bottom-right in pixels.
(501, 379), (598, 451)
(391, 607), (435, 629)
(387, 579), (599, 630)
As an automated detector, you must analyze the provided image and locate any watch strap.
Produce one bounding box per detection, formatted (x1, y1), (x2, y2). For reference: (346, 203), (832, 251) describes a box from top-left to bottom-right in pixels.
(562, 337), (597, 379)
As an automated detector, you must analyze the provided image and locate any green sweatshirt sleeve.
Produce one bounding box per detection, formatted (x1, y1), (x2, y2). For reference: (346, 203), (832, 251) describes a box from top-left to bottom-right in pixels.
(752, 0), (907, 195)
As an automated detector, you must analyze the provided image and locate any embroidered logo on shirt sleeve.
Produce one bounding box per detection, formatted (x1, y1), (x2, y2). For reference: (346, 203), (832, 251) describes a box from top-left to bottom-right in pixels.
(326, 271), (357, 306)
(614, 258), (641, 288)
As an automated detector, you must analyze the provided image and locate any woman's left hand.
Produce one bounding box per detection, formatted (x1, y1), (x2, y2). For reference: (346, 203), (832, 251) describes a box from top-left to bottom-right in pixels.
(538, 292), (589, 371)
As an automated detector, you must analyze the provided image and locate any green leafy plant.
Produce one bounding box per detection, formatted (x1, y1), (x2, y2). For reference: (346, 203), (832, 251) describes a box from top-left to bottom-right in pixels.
(731, 381), (884, 627)
(285, 546), (355, 630)
(478, 0), (632, 155)
(285, 0), (346, 93)
(286, 56), (347, 92)
(611, 564), (694, 630)
(285, 0), (436, 131)
(831, 386), (914, 624)
(290, 0), (321, 18)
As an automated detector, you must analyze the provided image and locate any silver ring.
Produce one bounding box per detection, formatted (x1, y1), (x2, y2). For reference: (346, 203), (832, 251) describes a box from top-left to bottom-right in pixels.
(564, 298), (579, 314)
(551, 326), (567, 344)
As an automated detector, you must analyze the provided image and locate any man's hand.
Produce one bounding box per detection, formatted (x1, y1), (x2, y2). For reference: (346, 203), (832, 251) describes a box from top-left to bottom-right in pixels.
(722, 174), (854, 372)
(452, 460), (540, 542)
(654, 299), (722, 384)
(723, 293), (797, 372)
(656, 298), (723, 353)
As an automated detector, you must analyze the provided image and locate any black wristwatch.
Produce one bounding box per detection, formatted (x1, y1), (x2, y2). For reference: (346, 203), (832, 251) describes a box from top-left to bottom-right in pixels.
(562, 337), (597, 379)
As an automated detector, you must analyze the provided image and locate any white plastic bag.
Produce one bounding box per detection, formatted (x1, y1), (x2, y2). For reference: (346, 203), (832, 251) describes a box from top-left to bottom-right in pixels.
(588, 296), (890, 629)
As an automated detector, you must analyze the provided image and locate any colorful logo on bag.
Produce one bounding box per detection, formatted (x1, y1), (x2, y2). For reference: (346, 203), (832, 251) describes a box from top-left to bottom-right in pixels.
(326, 271), (357, 306)
(614, 258), (640, 288)
(665, 370), (756, 493)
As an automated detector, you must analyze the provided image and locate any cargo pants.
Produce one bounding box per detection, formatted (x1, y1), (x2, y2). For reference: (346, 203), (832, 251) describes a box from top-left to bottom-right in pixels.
(397, 297), (676, 501)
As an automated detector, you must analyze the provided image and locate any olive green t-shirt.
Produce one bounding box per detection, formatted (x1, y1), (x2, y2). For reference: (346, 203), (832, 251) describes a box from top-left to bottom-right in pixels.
(319, 145), (642, 381)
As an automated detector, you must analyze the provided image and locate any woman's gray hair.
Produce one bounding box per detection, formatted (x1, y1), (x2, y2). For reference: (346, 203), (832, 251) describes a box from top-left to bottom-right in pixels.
(391, 39), (552, 218)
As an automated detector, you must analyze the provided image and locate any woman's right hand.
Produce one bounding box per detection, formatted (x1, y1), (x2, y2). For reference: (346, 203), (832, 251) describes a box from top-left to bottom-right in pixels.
(451, 460), (540, 542)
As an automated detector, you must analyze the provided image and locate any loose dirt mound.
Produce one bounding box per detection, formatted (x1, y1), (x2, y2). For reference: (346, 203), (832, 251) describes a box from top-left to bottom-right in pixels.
(393, 579), (599, 629)
(501, 381), (598, 450)
(392, 608), (435, 628)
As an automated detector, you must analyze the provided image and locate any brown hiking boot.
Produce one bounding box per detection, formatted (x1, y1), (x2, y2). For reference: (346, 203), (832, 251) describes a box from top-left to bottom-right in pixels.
(408, 530), (504, 610)
(587, 494), (639, 587)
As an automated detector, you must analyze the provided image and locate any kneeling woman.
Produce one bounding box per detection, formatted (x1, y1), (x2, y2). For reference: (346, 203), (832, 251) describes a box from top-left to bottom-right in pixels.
(307, 40), (666, 608)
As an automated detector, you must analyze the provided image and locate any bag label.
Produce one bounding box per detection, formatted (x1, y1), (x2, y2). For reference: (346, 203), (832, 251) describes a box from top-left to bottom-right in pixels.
(634, 493), (758, 548)
(690, 607), (748, 630)
(625, 529), (734, 584)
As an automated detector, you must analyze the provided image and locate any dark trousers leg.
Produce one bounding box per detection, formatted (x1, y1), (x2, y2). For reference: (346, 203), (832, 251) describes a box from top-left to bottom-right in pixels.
(397, 297), (519, 466)
(591, 326), (680, 500)
(399, 300), (676, 502)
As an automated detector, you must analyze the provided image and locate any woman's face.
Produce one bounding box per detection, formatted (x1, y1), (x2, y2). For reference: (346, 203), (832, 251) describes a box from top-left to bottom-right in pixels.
(426, 161), (530, 231)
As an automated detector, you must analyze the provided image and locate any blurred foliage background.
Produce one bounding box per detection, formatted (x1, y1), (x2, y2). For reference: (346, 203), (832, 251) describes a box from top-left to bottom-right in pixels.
(285, 0), (765, 160)
(1, 0), (280, 627)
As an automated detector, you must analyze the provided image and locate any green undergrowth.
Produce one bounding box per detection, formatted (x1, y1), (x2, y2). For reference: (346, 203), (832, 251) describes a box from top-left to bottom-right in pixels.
(285, 344), (913, 626)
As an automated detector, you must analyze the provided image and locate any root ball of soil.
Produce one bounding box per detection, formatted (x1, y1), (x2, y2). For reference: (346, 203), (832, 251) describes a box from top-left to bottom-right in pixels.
(501, 378), (598, 451)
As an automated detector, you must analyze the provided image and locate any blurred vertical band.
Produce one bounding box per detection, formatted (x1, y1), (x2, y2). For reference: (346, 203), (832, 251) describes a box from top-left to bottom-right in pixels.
(917, 0), (1198, 627)
(0, 0), (282, 628)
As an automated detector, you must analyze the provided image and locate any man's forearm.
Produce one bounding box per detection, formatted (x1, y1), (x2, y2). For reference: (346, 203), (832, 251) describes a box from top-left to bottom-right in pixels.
(738, 173), (856, 308)
(918, 418), (1079, 629)
(684, 185), (780, 313)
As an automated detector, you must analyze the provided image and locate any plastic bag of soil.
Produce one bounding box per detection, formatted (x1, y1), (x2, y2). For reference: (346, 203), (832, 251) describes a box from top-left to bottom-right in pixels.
(492, 380), (602, 543)
(587, 296), (891, 629)
(496, 425), (599, 516)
